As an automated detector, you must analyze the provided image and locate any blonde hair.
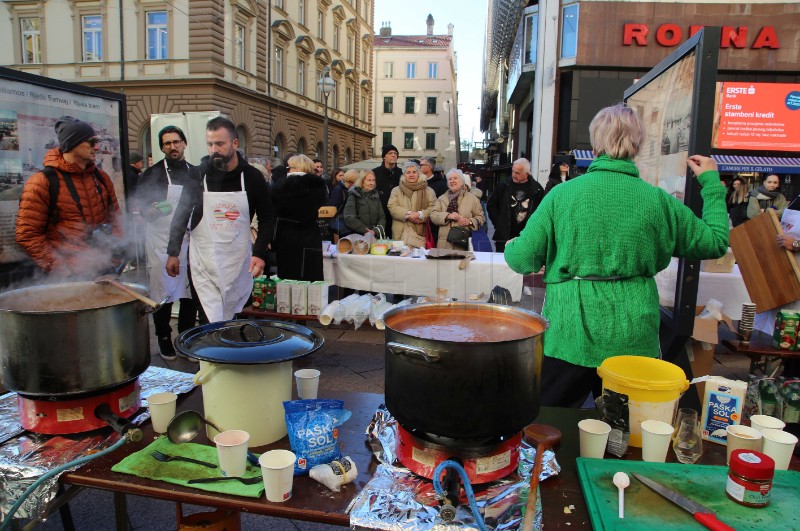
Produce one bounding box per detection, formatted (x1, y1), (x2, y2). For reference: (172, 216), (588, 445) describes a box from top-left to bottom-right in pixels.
(355, 170), (375, 189)
(589, 104), (646, 160)
(287, 153), (314, 173)
(343, 169), (359, 185)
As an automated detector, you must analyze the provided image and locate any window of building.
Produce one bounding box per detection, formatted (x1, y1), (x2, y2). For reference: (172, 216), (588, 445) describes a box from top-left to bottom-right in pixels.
(425, 133), (436, 150)
(274, 46), (284, 85)
(426, 97), (436, 114)
(406, 62), (416, 79)
(383, 62), (393, 79)
(274, 0), (284, 9)
(82, 15), (103, 62)
(317, 11), (324, 39)
(146, 11), (168, 60)
(428, 62), (437, 79)
(361, 95), (367, 121)
(404, 132), (414, 150)
(524, 11), (538, 65)
(332, 79), (338, 110)
(333, 24), (340, 52)
(383, 96), (393, 113)
(297, 60), (306, 95)
(234, 23), (245, 69)
(362, 46), (368, 69)
(345, 86), (352, 114)
(299, 0), (306, 25)
(382, 132), (392, 147)
(405, 97), (415, 114)
(346, 34), (353, 61)
(560, 4), (578, 59)
(21, 17), (42, 64)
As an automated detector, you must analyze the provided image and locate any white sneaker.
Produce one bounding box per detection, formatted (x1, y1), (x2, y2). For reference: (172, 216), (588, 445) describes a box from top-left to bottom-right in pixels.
(523, 286), (533, 296)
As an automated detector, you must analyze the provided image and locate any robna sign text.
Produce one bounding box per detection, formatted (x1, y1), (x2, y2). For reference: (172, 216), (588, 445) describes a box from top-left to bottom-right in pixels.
(623, 24), (780, 49)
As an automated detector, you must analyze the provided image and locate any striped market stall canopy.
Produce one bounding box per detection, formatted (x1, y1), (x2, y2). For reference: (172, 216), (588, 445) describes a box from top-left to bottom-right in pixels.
(572, 150), (800, 174)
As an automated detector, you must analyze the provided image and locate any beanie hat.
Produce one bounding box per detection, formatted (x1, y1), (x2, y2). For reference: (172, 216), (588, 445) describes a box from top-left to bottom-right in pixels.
(130, 152), (144, 164)
(463, 173), (472, 190)
(381, 144), (399, 158)
(55, 116), (96, 153)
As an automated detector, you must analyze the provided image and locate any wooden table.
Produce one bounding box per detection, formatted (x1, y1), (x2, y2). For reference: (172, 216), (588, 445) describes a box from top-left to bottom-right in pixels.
(722, 330), (800, 376)
(59, 390), (799, 529)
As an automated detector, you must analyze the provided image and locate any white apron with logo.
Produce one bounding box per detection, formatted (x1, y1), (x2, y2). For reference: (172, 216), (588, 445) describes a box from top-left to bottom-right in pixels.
(145, 161), (190, 303)
(189, 172), (252, 323)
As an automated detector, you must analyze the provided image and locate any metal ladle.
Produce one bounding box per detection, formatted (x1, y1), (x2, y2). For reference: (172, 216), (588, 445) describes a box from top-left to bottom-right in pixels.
(166, 410), (259, 465)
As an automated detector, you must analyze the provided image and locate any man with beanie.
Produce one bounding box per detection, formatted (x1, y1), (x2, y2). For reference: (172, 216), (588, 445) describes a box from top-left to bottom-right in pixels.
(136, 125), (199, 360)
(166, 116), (274, 323)
(16, 116), (122, 277)
(126, 152), (145, 200)
(373, 144), (402, 235)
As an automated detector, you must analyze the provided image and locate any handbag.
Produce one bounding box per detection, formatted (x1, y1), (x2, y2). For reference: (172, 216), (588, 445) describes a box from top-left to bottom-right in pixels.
(425, 219), (436, 250)
(446, 225), (471, 249)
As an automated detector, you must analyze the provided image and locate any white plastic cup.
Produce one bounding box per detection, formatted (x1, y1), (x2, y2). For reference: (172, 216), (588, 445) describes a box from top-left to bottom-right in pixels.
(295, 369), (321, 399)
(259, 449), (297, 502)
(761, 428), (798, 471)
(578, 419), (612, 459)
(147, 392), (177, 433)
(725, 425), (763, 465)
(214, 430), (250, 477)
(750, 415), (786, 434)
(641, 420), (675, 462)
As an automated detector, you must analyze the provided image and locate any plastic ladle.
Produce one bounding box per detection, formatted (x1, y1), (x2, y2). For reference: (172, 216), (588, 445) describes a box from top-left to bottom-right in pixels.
(521, 424), (562, 531)
(613, 471), (630, 518)
(166, 410), (259, 466)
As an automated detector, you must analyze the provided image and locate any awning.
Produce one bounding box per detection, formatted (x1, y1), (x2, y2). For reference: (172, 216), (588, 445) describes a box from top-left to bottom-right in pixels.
(572, 151), (800, 174)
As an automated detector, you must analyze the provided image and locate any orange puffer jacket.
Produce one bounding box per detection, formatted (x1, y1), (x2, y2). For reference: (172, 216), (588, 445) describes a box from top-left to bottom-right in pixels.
(16, 148), (122, 273)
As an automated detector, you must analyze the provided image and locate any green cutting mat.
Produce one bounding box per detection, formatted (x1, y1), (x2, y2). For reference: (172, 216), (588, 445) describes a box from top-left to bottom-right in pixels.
(576, 458), (800, 530)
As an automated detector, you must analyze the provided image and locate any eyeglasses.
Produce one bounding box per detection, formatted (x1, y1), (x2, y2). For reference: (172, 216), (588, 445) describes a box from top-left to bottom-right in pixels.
(86, 138), (100, 146)
(163, 140), (184, 147)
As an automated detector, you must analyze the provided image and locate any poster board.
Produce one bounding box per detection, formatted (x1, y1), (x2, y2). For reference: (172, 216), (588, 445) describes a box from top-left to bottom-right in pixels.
(730, 209), (800, 313)
(0, 67), (128, 266)
(623, 27), (720, 338)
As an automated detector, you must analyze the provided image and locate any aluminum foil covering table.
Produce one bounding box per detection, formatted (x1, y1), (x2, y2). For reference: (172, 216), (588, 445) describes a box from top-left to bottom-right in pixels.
(0, 366), (196, 523)
(351, 405), (560, 530)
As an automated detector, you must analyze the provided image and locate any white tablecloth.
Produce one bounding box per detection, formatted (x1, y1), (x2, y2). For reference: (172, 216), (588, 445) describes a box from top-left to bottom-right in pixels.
(655, 257), (751, 320)
(322, 251), (523, 301)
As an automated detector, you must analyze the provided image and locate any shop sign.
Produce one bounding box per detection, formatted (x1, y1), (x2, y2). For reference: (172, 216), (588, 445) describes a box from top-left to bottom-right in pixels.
(623, 24), (780, 49)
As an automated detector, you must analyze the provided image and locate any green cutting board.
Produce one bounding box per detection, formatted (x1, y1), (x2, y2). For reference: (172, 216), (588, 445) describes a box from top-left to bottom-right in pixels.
(576, 458), (800, 530)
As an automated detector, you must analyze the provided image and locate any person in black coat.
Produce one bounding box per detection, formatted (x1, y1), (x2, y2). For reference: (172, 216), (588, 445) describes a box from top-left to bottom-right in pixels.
(545, 161), (571, 193)
(373, 144), (403, 235)
(271, 154), (327, 281)
(487, 158), (545, 252)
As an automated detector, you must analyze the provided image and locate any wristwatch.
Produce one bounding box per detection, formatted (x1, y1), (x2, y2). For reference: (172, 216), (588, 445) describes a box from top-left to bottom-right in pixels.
(792, 240), (800, 249)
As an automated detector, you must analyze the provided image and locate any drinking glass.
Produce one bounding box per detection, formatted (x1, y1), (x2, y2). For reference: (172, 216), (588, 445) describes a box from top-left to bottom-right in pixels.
(672, 408), (698, 440)
(673, 418), (703, 464)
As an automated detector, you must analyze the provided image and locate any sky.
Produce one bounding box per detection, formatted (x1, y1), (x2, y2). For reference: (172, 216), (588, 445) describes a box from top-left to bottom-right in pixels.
(373, 0), (488, 147)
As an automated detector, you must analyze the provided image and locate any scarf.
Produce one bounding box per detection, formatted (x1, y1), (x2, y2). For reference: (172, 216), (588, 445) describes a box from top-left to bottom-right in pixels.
(447, 189), (462, 214)
(751, 186), (779, 200)
(399, 177), (429, 213)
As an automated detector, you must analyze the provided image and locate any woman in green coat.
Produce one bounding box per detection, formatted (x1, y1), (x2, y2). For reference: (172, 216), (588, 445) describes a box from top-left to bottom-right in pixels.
(343, 170), (386, 236)
(504, 104), (730, 407)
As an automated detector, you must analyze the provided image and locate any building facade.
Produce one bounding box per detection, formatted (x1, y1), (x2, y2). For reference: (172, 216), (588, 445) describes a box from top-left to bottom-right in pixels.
(481, 0), (800, 185)
(374, 16), (461, 169)
(0, 0), (375, 169)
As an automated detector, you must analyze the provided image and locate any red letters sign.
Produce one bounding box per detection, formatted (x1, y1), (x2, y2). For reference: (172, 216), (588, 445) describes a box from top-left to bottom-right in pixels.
(622, 24), (780, 49)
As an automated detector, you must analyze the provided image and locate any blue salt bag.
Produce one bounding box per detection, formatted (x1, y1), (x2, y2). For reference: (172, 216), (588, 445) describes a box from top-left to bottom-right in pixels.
(283, 399), (352, 475)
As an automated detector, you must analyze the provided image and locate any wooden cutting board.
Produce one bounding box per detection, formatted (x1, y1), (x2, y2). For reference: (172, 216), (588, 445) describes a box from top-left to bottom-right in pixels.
(576, 458), (800, 530)
(729, 209), (800, 313)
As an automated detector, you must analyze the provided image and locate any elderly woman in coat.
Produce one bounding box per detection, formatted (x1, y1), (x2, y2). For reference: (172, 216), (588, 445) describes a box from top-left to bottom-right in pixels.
(343, 170), (385, 236)
(387, 161), (437, 248)
(430, 169), (484, 250)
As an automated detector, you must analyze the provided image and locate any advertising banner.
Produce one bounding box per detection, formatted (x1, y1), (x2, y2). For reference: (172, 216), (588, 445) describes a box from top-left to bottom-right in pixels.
(712, 82), (800, 152)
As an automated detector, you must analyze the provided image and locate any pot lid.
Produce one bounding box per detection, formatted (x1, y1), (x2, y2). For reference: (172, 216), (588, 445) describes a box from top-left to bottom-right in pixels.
(175, 319), (324, 364)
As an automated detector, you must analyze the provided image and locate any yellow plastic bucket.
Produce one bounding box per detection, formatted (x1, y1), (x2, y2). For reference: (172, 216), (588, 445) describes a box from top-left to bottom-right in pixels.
(597, 356), (689, 448)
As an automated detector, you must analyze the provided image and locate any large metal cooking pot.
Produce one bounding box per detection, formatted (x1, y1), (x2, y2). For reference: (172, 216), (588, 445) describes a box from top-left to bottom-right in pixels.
(0, 281), (151, 397)
(383, 302), (548, 440)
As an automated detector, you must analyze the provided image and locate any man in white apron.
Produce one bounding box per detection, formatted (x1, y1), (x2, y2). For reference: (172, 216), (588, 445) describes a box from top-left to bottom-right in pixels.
(166, 117), (274, 324)
(137, 125), (198, 360)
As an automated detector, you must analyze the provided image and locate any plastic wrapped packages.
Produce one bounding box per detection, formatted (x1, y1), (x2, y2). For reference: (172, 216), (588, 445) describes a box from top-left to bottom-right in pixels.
(309, 456), (358, 492)
(374, 298), (413, 330)
(318, 300), (340, 326)
(351, 295), (373, 329)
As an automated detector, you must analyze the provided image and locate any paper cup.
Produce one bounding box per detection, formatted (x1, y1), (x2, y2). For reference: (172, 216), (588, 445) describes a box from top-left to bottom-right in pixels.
(761, 428), (798, 471)
(259, 449), (296, 502)
(750, 415), (786, 434)
(295, 369), (321, 399)
(214, 430), (250, 477)
(147, 392), (177, 434)
(641, 420), (675, 462)
(725, 425), (762, 465)
(578, 419), (611, 459)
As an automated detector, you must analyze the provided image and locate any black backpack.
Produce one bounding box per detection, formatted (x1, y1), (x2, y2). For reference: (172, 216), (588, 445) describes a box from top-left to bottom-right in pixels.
(37, 166), (111, 229)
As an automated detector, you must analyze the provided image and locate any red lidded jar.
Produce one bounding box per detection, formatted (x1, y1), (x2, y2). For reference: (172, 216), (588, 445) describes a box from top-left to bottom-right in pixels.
(726, 449), (775, 508)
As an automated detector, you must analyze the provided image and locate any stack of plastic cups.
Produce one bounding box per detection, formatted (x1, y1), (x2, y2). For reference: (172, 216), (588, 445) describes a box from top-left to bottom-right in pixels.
(739, 302), (756, 343)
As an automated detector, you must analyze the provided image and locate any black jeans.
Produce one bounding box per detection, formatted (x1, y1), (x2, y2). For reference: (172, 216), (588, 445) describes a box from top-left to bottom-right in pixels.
(152, 298), (200, 339)
(539, 355), (603, 408)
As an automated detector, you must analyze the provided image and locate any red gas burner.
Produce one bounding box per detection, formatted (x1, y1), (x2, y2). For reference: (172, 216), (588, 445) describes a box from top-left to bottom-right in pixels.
(396, 423), (523, 484)
(18, 379), (141, 435)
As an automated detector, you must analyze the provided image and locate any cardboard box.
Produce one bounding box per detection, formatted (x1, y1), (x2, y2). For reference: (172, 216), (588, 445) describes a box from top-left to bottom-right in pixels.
(275, 278), (292, 314)
(772, 309), (800, 350)
(307, 281), (330, 316)
(687, 307), (734, 398)
(291, 281), (309, 315)
(262, 276), (277, 311)
(700, 249), (736, 273)
(699, 376), (747, 445)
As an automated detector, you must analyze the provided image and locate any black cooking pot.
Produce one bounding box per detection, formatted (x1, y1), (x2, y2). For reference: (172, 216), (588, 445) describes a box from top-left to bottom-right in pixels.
(383, 303), (548, 440)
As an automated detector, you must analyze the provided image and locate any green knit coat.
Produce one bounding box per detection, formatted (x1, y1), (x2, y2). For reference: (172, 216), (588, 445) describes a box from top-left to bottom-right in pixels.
(504, 155), (729, 368)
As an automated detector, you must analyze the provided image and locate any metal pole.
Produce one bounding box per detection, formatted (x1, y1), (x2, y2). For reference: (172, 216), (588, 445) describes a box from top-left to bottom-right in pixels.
(119, 0), (125, 80)
(323, 94), (329, 173)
